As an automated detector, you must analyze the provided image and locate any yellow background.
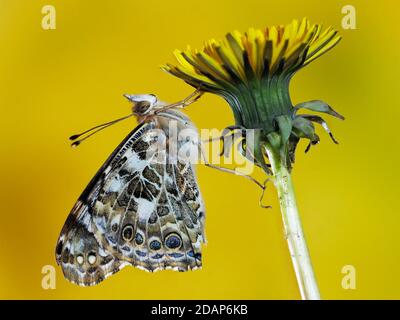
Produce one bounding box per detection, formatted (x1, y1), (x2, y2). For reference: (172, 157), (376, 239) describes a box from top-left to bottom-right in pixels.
(0, 0), (398, 299)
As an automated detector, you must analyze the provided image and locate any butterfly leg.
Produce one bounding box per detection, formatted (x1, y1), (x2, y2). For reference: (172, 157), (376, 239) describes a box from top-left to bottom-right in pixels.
(198, 143), (265, 190)
(203, 125), (246, 144)
(203, 126), (270, 168)
(203, 125), (247, 157)
(204, 161), (265, 190)
(179, 87), (203, 106)
(156, 88), (203, 114)
(200, 130), (274, 208)
(259, 178), (272, 209)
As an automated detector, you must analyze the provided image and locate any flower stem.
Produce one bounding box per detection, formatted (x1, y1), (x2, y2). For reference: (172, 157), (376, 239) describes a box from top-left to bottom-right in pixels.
(265, 146), (321, 300)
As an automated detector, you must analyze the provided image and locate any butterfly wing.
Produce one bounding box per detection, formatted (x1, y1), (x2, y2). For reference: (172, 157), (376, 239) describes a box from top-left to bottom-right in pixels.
(55, 203), (127, 286)
(160, 160), (205, 270)
(56, 117), (205, 286)
(55, 122), (153, 285)
(90, 118), (205, 272)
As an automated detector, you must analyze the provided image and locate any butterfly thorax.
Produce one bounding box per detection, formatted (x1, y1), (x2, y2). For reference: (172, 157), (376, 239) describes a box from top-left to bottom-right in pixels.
(135, 105), (193, 132)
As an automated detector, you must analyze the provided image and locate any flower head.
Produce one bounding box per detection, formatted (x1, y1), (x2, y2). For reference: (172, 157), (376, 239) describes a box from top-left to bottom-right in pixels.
(163, 18), (343, 172)
(163, 18), (340, 91)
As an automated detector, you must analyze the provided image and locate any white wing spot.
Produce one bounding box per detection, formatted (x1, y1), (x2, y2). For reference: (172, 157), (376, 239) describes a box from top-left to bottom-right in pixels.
(137, 198), (155, 222)
(126, 152), (147, 172)
(109, 177), (122, 192)
(88, 254), (96, 265)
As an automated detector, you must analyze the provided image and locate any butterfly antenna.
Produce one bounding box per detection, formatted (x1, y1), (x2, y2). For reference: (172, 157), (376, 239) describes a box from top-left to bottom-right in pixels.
(69, 114), (133, 147)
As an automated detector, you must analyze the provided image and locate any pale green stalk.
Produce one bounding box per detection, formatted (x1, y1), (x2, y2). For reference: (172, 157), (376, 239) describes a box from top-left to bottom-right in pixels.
(265, 146), (320, 300)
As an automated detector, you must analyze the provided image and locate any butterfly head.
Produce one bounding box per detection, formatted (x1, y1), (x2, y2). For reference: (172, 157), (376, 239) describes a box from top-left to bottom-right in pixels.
(123, 94), (159, 117)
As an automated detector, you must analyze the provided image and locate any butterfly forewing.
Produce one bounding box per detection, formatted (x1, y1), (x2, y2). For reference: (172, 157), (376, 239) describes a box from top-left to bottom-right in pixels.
(56, 206), (127, 286)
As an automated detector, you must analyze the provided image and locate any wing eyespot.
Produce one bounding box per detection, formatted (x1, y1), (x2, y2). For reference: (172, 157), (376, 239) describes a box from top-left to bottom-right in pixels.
(76, 254), (84, 265)
(122, 224), (134, 242)
(61, 247), (70, 264)
(164, 233), (182, 250)
(87, 252), (97, 265)
(134, 232), (144, 245)
(149, 240), (162, 251)
(111, 223), (118, 232)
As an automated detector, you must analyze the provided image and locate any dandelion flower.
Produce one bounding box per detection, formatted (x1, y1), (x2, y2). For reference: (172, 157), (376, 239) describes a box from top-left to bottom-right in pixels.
(163, 18), (343, 300)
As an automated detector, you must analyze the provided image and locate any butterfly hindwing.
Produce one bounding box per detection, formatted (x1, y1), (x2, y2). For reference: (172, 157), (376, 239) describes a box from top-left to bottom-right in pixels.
(91, 118), (205, 271)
